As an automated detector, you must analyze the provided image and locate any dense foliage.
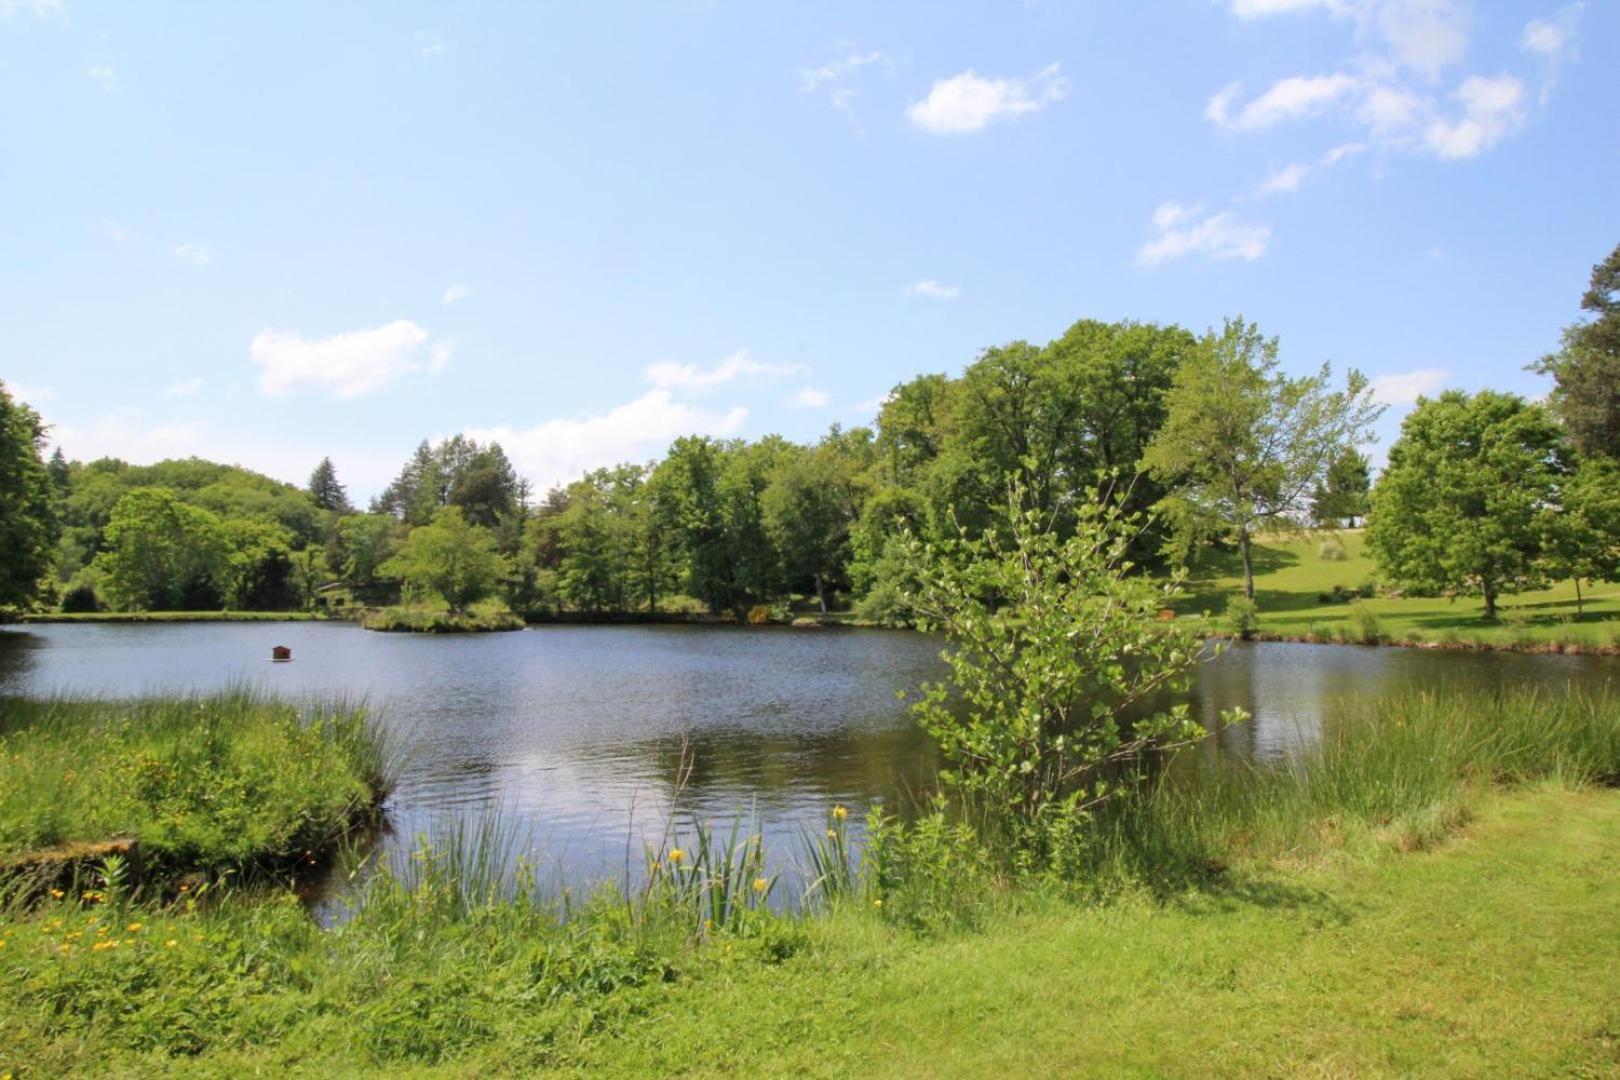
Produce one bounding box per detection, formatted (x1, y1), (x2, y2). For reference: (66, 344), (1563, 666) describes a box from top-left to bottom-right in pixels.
(0, 378), (55, 610)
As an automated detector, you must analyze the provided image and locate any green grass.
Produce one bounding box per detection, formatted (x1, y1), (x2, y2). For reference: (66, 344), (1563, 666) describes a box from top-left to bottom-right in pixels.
(1, 684), (1617, 1075)
(360, 600), (524, 633)
(0, 692), (392, 880)
(16, 611), (331, 623)
(1175, 528), (1620, 650)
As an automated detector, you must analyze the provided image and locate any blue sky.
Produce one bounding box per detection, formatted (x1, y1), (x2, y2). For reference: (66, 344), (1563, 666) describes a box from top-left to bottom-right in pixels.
(2, 1), (1614, 499)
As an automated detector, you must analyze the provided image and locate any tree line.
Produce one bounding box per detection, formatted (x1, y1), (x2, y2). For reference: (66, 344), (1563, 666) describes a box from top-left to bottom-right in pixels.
(1, 241), (1615, 622)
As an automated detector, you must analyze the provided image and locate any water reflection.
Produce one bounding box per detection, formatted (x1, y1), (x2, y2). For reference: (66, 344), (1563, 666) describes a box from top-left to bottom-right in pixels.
(1, 623), (1614, 897)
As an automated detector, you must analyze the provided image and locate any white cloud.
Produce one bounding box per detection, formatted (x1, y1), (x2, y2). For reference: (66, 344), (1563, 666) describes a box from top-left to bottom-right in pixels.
(1370, 367), (1448, 404)
(800, 49), (884, 93)
(0, 0), (62, 16)
(98, 219), (133, 242)
(1423, 74), (1525, 159)
(6, 383), (53, 405)
(416, 31), (444, 59)
(906, 63), (1067, 134)
(429, 341), (453, 374)
(852, 392), (893, 416)
(1208, 73), (1360, 132)
(51, 412), (210, 462)
(163, 378), (205, 398)
(467, 390), (749, 494)
(1229, 0), (1341, 16)
(1376, 0), (1469, 80)
(251, 319), (445, 398)
(172, 242), (214, 267)
(1137, 202), (1271, 266)
(644, 348), (807, 391)
(905, 279), (960, 300)
(87, 66), (118, 92)
(1253, 142), (1366, 197)
(443, 282), (473, 304)
(1522, 4), (1583, 103)
(787, 387), (830, 409)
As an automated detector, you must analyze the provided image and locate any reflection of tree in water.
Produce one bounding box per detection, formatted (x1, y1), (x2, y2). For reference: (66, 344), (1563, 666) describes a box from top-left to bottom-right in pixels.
(0, 630), (40, 693)
(635, 723), (944, 819)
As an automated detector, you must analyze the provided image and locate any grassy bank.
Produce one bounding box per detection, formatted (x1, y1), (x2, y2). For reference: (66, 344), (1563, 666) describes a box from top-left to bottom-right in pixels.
(14, 611), (331, 624)
(0, 684), (1617, 1074)
(1178, 529), (1620, 651)
(360, 601), (524, 633)
(0, 692), (392, 881)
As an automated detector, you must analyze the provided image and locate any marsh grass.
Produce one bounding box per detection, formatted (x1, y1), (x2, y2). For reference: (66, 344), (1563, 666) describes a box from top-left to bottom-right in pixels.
(1093, 685), (1620, 885)
(0, 690), (394, 881)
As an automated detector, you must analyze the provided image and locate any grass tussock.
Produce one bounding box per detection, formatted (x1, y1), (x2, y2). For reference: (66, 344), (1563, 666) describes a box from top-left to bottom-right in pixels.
(0, 691), (394, 881)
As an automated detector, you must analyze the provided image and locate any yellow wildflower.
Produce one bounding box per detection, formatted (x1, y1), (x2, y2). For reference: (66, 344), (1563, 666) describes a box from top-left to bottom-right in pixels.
(166, 940), (177, 948)
(873, 898), (883, 909)
(50, 888), (64, 899)
(752, 877), (769, 893)
(826, 828), (837, 840)
(832, 804), (848, 821)
(127, 922), (143, 933)
(668, 848), (685, 864)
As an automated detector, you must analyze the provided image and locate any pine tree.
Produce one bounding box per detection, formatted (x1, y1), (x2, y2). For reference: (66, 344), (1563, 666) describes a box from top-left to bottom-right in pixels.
(307, 456), (353, 514)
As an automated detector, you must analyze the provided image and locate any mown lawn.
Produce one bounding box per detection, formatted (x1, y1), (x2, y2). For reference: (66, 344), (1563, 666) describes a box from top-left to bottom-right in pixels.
(1175, 529), (1620, 649)
(553, 786), (1620, 1077)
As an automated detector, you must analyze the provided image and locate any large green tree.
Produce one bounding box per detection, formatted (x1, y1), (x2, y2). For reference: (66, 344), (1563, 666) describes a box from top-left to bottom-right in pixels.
(307, 456), (353, 514)
(762, 443), (860, 613)
(0, 379), (55, 609)
(380, 506), (506, 613)
(1368, 390), (1570, 619)
(93, 488), (230, 611)
(1311, 448), (1372, 528)
(1535, 242), (1620, 460)
(1143, 318), (1383, 599)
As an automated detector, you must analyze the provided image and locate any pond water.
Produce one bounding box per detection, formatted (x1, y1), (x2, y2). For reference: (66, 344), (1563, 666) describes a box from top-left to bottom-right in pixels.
(2, 622), (1616, 898)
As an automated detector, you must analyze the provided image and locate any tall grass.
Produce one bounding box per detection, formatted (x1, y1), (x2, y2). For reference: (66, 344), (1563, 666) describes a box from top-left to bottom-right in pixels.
(0, 690), (395, 880)
(1098, 686), (1620, 880)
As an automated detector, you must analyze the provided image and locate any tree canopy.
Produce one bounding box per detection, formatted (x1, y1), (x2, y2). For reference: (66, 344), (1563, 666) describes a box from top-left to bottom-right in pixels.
(0, 379), (55, 610)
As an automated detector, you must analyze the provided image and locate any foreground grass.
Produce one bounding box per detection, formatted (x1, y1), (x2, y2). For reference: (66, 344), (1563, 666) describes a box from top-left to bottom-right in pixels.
(1177, 529), (1620, 650)
(0, 685), (1616, 1075)
(0, 692), (391, 878)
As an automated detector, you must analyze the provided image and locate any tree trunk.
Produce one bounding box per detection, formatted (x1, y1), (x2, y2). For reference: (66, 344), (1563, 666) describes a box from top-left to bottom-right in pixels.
(814, 573), (828, 615)
(1575, 577), (1583, 617)
(1238, 528), (1255, 601)
(1482, 581), (1497, 620)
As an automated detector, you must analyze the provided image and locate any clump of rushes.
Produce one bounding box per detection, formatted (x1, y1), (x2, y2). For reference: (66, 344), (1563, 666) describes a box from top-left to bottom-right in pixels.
(800, 804), (857, 906)
(644, 816), (777, 935)
(0, 690), (395, 885)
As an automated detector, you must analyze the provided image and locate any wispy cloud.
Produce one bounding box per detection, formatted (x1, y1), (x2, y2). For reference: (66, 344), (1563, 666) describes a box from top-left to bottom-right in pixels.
(87, 66), (118, 92)
(905, 279), (960, 300)
(800, 48), (887, 132)
(1137, 202), (1271, 266)
(172, 242), (214, 267)
(0, 1), (63, 17)
(98, 219), (134, 242)
(787, 387), (830, 409)
(51, 412), (210, 462)
(1206, 74), (1358, 132)
(644, 349), (807, 391)
(1521, 3), (1584, 103)
(1253, 142), (1367, 197)
(251, 319), (447, 398)
(163, 378), (205, 398)
(442, 282), (473, 304)
(6, 383), (54, 405)
(1370, 367), (1448, 404)
(416, 31), (444, 59)
(907, 63), (1067, 134)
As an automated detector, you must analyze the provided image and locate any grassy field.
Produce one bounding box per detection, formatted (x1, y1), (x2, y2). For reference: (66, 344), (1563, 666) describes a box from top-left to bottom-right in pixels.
(0, 693), (391, 880)
(1175, 528), (1620, 650)
(0, 685), (1616, 1075)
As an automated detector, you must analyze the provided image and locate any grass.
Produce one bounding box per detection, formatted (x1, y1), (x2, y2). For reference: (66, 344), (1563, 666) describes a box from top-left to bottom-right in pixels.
(0, 684), (1616, 1074)
(0, 691), (392, 881)
(15, 611), (331, 623)
(360, 600), (525, 633)
(1175, 528), (1620, 650)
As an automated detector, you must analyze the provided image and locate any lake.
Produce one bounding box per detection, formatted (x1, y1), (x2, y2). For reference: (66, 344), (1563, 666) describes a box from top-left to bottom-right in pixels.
(2, 622), (1616, 898)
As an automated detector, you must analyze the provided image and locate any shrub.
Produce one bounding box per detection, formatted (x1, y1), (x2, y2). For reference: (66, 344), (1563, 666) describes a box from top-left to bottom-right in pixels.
(1318, 538), (1348, 561)
(902, 482), (1246, 855)
(1349, 601), (1384, 644)
(865, 804), (992, 934)
(1225, 595), (1260, 639)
